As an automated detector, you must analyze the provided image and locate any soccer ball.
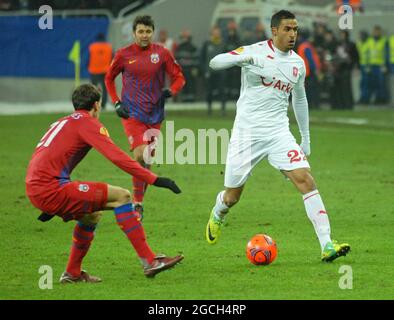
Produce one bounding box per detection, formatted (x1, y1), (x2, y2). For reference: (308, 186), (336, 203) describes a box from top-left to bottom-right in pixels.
(246, 234), (277, 265)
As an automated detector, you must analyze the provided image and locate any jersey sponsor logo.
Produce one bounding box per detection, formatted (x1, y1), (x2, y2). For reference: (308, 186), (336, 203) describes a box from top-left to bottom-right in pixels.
(128, 59), (137, 64)
(78, 184), (90, 192)
(150, 53), (160, 64)
(267, 55), (274, 59)
(71, 113), (83, 120)
(293, 66), (299, 77)
(99, 127), (110, 137)
(260, 77), (293, 93)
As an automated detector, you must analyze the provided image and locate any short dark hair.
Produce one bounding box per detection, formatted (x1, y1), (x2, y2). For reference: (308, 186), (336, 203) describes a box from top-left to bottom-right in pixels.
(133, 15), (155, 31)
(96, 33), (105, 41)
(72, 84), (101, 111)
(271, 10), (296, 28)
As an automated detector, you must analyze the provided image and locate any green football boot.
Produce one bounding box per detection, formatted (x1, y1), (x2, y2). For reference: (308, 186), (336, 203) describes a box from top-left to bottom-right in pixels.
(321, 240), (351, 262)
(206, 210), (224, 244)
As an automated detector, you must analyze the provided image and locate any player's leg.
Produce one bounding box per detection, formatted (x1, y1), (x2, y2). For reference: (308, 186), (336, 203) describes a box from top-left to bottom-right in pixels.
(282, 168), (332, 251)
(133, 143), (150, 207)
(267, 134), (350, 261)
(206, 186), (244, 244)
(106, 184), (155, 265)
(59, 181), (182, 280)
(61, 211), (103, 283)
(106, 184), (183, 277)
(57, 181), (109, 283)
(207, 133), (264, 244)
(122, 118), (160, 213)
(213, 187), (244, 221)
(283, 168), (350, 261)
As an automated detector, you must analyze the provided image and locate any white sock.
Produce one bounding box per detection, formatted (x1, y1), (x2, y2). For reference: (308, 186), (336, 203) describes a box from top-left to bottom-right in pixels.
(303, 190), (332, 251)
(213, 191), (229, 221)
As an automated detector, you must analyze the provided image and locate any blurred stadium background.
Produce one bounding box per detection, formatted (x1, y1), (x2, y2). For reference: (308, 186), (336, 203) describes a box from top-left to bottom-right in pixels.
(1, 0), (394, 112)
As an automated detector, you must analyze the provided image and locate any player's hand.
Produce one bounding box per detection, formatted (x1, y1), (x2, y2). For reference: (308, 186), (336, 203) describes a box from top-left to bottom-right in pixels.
(161, 88), (173, 99)
(300, 138), (311, 157)
(240, 55), (265, 68)
(114, 101), (129, 119)
(153, 177), (181, 194)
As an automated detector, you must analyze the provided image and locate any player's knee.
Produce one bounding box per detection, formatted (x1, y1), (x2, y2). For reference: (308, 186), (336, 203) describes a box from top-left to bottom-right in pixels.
(223, 193), (241, 207)
(118, 189), (132, 205)
(89, 211), (103, 225)
(133, 148), (146, 165)
(134, 153), (145, 165)
(294, 172), (315, 193)
(80, 211), (102, 226)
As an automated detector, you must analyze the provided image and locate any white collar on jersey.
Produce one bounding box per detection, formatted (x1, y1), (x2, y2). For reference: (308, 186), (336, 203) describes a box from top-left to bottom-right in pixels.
(268, 39), (292, 56)
(273, 44), (291, 56)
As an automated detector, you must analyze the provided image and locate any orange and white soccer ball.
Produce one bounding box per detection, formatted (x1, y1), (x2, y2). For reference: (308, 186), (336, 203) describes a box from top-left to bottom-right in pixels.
(246, 234), (277, 265)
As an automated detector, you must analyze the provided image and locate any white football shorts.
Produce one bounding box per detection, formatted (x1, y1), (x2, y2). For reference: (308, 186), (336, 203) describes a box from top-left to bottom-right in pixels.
(224, 131), (310, 188)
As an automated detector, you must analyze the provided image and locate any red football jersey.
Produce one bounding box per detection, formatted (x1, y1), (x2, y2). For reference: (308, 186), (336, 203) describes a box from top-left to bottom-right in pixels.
(26, 110), (157, 196)
(105, 43), (185, 124)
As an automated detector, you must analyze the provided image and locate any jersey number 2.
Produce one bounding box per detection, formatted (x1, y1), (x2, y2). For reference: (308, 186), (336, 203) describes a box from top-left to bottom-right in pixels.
(36, 120), (68, 148)
(287, 149), (306, 163)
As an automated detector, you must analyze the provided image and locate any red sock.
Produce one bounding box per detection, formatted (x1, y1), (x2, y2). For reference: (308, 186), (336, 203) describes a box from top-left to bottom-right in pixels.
(114, 203), (155, 264)
(132, 177), (146, 203)
(66, 222), (96, 277)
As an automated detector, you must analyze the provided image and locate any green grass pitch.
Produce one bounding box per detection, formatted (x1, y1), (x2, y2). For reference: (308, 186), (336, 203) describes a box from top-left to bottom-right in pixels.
(0, 108), (393, 300)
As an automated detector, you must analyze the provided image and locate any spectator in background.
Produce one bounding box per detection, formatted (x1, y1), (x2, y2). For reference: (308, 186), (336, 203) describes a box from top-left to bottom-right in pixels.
(240, 29), (255, 45)
(297, 29), (321, 109)
(241, 22), (268, 45)
(356, 30), (372, 104)
(254, 22), (268, 42)
(389, 33), (394, 107)
(312, 22), (327, 50)
(224, 21), (241, 102)
(200, 26), (227, 115)
(369, 25), (389, 104)
(157, 29), (177, 54)
(323, 30), (338, 55)
(88, 33), (113, 110)
(157, 29), (178, 94)
(320, 30), (338, 108)
(331, 30), (359, 110)
(0, 0), (19, 10)
(175, 29), (199, 102)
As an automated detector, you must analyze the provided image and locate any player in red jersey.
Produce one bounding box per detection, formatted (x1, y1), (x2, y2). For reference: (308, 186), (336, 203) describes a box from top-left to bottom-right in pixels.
(105, 15), (185, 216)
(25, 84), (183, 283)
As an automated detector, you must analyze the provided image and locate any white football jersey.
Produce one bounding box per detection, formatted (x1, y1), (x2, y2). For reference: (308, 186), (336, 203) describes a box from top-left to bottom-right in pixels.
(230, 39), (306, 137)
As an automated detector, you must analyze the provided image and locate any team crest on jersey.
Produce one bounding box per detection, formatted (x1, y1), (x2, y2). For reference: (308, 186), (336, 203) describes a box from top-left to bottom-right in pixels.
(150, 53), (160, 64)
(293, 67), (299, 77)
(78, 184), (89, 192)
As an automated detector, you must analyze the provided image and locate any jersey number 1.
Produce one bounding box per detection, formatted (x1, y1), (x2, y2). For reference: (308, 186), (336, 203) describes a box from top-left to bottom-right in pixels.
(36, 120), (68, 148)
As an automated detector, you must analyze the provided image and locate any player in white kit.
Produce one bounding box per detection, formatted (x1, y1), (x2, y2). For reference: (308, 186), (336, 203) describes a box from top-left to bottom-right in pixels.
(205, 10), (350, 262)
